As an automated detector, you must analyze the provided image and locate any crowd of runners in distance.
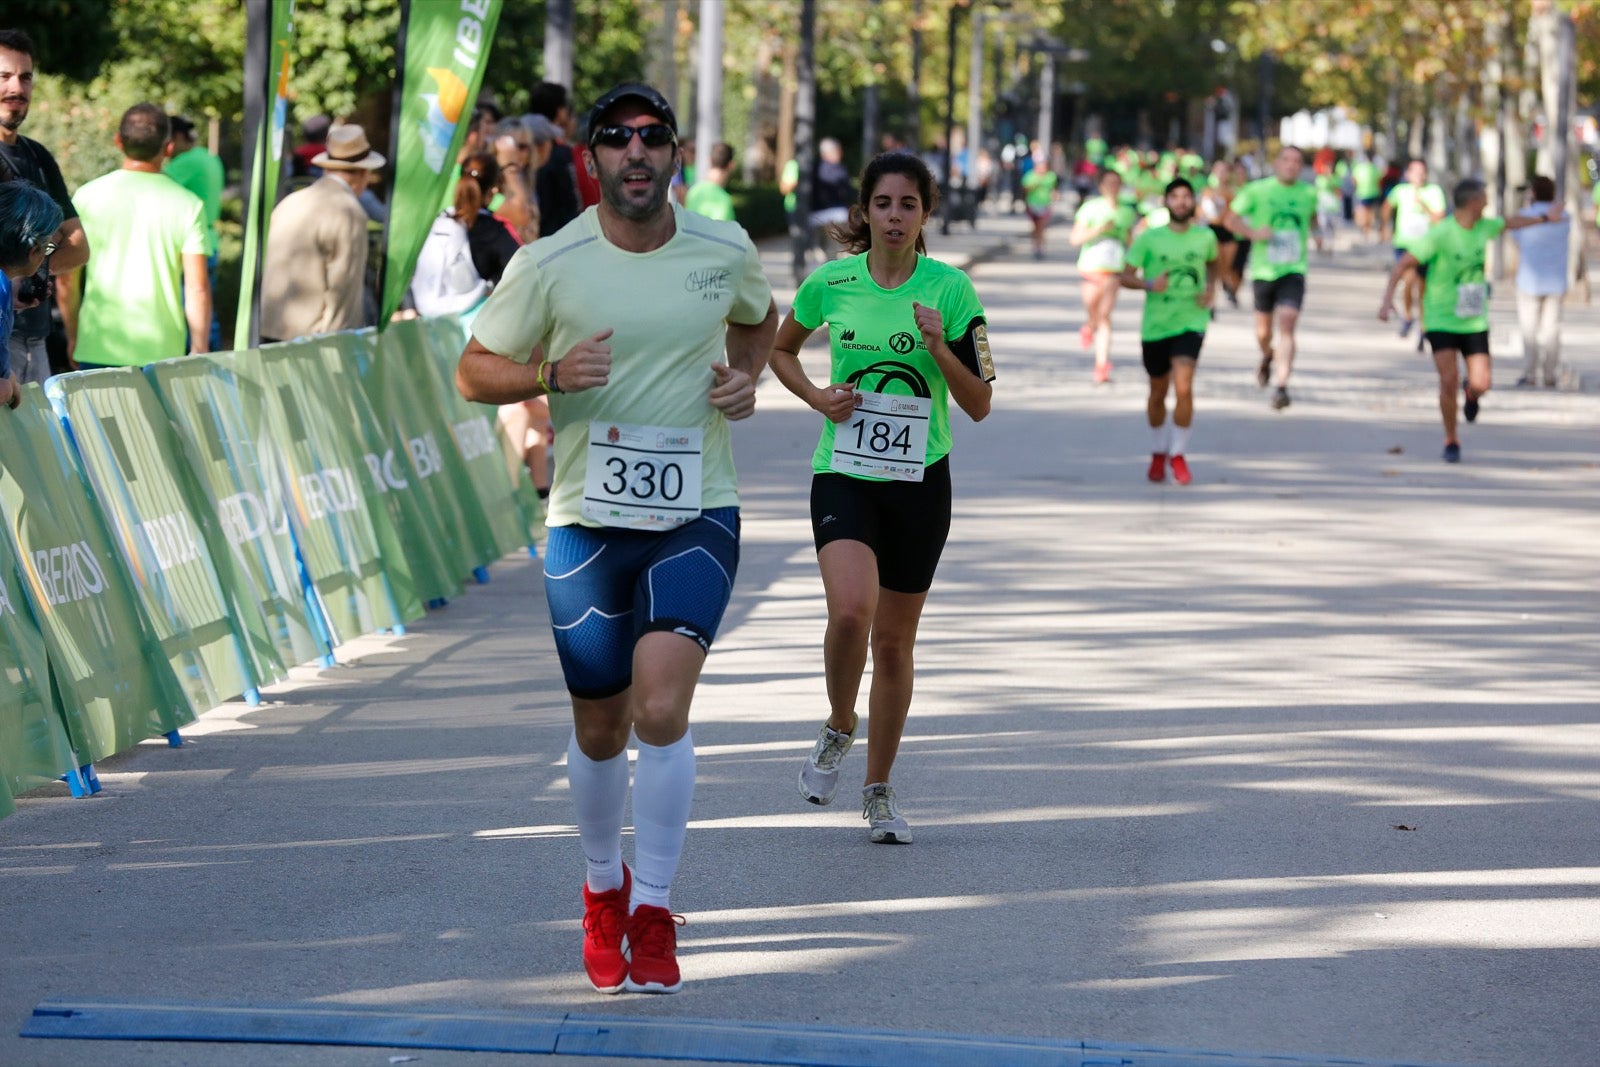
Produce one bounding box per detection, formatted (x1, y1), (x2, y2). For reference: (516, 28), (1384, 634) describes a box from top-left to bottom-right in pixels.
(1035, 138), (1578, 477)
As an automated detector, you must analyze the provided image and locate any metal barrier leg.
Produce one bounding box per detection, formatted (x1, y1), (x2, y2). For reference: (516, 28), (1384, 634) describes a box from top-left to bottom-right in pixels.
(243, 687), (262, 706)
(81, 764), (102, 793)
(60, 766), (92, 798)
(166, 731), (184, 748)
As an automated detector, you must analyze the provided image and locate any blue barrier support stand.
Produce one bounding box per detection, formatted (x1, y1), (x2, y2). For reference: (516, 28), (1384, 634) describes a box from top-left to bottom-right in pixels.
(320, 653), (337, 668)
(81, 764), (102, 794)
(527, 544), (539, 560)
(427, 598), (448, 610)
(473, 566), (490, 585)
(243, 687), (262, 706)
(390, 624), (407, 637)
(59, 767), (91, 798)
(166, 731), (184, 748)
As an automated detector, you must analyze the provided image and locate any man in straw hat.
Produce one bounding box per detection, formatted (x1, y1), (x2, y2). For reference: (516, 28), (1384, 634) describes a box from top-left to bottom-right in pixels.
(261, 121), (385, 341)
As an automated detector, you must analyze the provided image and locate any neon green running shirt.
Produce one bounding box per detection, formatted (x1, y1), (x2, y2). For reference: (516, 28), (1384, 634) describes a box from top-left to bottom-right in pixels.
(790, 253), (990, 479)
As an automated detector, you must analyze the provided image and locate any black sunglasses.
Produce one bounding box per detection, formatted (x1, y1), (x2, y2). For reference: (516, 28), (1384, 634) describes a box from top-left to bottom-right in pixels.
(590, 123), (676, 150)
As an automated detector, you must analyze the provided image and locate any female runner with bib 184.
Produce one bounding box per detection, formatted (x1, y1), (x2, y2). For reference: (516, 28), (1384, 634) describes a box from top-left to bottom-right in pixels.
(767, 152), (996, 844)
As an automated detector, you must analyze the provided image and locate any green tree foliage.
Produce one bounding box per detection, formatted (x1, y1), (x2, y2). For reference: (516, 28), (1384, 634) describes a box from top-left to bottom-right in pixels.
(0, 0), (118, 82)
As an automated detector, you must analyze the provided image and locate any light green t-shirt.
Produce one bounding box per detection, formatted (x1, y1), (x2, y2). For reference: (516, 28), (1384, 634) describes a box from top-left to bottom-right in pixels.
(163, 146), (224, 255)
(781, 159), (799, 214)
(1074, 195), (1138, 272)
(1020, 168), (1057, 209)
(471, 204), (773, 527)
(1385, 182), (1448, 249)
(685, 180), (736, 222)
(1230, 177), (1318, 281)
(790, 253), (990, 479)
(1125, 223), (1219, 341)
(1411, 214), (1506, 334)
(1353, 160), (1381, 199)
(72, 170), (208, 367)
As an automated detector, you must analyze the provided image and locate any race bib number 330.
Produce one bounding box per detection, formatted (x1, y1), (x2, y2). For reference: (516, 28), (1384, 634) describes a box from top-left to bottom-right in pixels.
(830, 391), (931, 482)
(583, 422), (703, 530)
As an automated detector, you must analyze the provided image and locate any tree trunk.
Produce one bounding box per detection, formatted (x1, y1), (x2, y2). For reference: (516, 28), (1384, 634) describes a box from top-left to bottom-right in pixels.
(646, 0), (679, 107)
(908, 0), (923, 151)
(790, 0), (815, 283)
(695, 0), (724, 147)
(1482, 10), (1505, 279)
(777, 37), (795, 182)
(543, 0), (574, 89)
(744, 32), (778, 184)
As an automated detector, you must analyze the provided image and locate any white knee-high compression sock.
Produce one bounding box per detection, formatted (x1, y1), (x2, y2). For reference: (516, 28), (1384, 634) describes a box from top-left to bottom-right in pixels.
(1171, 422), (1193, 457)
(629, 731), (696, 912)
(567, 734), (629, 893)
(1151, 420), (1170, 454)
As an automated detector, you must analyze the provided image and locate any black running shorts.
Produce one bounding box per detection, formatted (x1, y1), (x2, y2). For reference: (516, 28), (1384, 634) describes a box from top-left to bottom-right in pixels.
(810, 457), (952, 595)
(1424, 330), (1490, 357)
(1252, 272), (1306, 314)
(1141, 331), (1205, 378)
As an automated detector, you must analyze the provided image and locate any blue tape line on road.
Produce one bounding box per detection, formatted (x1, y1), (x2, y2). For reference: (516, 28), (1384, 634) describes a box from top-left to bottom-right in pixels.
(20, 998), (1456, 1067)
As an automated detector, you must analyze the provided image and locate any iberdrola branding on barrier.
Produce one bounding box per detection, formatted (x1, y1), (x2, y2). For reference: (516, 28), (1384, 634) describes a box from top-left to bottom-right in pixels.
(316, 330), (462, 605)
(0, 383), (194, 763)
(28, 541), (108, 605)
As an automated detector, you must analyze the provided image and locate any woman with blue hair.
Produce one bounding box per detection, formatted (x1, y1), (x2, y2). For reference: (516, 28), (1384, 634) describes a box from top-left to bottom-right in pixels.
(0, 179), (64, 408)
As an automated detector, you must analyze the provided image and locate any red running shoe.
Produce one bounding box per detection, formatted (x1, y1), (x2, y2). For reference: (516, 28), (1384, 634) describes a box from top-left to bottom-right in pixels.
(624, 904), (686, 994)
(1147, 453), (1167, 483)
(1092, 360), (1112, 384)
(581, 865), (631, 994)
(1170, 454), (1192, 485)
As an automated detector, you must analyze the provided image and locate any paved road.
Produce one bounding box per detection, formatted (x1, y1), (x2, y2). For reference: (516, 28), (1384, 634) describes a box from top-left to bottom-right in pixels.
(3, 210), (1598, 1067)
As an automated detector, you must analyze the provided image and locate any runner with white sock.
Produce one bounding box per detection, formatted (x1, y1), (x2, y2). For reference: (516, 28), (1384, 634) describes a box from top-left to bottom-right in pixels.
(457, 82), (776, 995)
(1121, 178), (1218, 485)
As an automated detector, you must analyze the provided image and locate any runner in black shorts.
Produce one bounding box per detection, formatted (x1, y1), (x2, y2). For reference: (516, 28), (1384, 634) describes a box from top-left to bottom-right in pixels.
(768, 152), (995, 844)
(1379, 177), (1563, 463)
(1252, 272), (1305, 314)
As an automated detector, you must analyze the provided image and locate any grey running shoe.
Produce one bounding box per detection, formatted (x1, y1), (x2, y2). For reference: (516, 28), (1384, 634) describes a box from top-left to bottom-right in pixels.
(862, 783), (912, 844)
(798, 716), (856, 806)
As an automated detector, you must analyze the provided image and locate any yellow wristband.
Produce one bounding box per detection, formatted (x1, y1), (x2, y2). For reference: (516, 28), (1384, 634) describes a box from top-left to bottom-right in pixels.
(537, 358), (562, 394)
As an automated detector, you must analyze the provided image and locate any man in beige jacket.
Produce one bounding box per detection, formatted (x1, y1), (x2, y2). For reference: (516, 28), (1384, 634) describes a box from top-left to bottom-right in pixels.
(260, 122), (384, 341)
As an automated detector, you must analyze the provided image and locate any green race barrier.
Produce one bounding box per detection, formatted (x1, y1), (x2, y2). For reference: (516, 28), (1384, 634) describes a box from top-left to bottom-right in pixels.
(419, 315), (544, 552)
(0, 524), (78, 819)
(352, 326), (492, 579)
(0, 385), (192, 763)
(376, 319), (509, 567)
(250, 343), (423, 641)
(309, 332), (463, 606)
(144, 356), (328, 670)
(49, 371), (273, 712)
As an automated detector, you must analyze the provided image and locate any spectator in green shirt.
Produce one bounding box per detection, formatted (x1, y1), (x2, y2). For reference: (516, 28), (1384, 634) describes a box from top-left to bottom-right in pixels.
(163, 114), (223, 349)
(684, 141), (736, 222)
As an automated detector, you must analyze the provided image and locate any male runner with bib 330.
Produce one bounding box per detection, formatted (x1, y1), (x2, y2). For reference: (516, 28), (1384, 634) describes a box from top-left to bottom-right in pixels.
(768, 152), (994, 845)
(456, 83), (777, 996)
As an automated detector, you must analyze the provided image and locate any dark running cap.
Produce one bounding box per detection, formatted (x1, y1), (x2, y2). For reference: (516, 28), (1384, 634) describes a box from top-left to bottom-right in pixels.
(587, 83), (678, 141)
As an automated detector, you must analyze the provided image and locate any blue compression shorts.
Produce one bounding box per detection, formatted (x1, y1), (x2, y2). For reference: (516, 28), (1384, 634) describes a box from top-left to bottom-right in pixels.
(542, 507), (740, 699)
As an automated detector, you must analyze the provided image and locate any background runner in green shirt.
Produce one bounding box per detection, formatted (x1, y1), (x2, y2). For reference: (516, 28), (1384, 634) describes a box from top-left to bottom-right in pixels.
(1379, 178), (1565, 463)
(1019, 150), (1058, 259)
(1381, 160), (1448, 335)
(1223, 145), (1317, 409)
(768, 151), (994, 846)
(1121, 177), (1218, 486)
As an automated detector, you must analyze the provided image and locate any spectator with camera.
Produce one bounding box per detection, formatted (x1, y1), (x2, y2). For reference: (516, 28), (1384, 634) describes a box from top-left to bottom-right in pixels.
(0, 28), (90, 383)
(0, 180), (61, 408)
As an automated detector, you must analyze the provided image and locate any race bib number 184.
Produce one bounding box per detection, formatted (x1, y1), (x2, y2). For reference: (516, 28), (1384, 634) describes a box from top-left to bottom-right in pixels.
(829, 391), (931, 482)
(583, 422), (703, 530)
